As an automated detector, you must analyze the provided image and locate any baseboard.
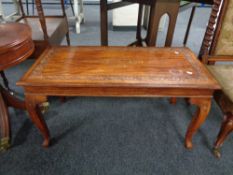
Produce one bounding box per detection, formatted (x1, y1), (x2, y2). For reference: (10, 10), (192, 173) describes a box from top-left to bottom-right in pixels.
(112, 26), (137, 31)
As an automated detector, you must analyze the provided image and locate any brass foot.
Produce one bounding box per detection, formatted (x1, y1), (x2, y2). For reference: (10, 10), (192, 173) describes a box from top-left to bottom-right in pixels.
(39, 102), (49, 114)
(213, 148), (221, 159)
(0, 137), (10, 151)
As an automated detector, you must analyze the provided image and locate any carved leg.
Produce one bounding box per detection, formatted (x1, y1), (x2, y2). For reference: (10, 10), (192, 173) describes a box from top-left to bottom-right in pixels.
(0, 91), (10, 150)
(185, 97), (211, 149)
(25, 94), (50, 147)
(170, 97), (177, 104)
(0, 85), (25, 110)
(213, 113), (233, 158)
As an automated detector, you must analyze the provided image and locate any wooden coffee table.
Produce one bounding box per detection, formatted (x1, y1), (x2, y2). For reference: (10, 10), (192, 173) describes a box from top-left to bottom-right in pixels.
(17, 46), (220, 148)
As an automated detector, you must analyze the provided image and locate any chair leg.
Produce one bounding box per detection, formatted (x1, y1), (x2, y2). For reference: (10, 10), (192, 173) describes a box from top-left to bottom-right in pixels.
(213, 113), (233, 158)
(0, 71), (11, 92)
(183, 5), (196, 46)
(66, 32), (70, 46)
(100, 0), (108, 46)
(32, 0), (35, 15)
(136, 4), (143, 45)
(26, 0), (29, 15)
(59, 33), (70, 101)
(170, 97), (177, 104)
(69, 0), (75, 16)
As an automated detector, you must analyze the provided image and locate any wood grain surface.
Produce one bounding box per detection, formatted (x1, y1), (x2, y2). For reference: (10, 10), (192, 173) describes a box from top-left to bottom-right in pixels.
(0, 23), (34, 70)
(18, 47), (219, 90)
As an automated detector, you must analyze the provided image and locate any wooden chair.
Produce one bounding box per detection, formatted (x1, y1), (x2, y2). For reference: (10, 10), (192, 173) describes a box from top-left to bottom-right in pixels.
(100, 0), (181, 46)
(16, 0), (70, 59)
(200, 0), (233, 158)
(100, 0), (214, 47)
(31, 0), (84, 34)
(29, 0), (75, 16)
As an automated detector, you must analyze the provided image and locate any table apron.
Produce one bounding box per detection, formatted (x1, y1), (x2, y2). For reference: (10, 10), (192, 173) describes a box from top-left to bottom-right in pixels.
(23, 86), (214, 98)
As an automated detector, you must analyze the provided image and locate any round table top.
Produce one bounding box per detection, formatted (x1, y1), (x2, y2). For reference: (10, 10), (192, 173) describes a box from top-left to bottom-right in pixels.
(0, 23), (34, 70)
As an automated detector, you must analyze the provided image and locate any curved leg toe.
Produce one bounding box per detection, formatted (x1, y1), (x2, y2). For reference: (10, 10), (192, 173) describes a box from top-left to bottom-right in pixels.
(185, 98), (211, 149)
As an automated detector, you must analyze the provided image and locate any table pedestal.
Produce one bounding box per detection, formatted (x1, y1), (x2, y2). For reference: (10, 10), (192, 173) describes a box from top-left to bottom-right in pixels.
(0, 85), (26, 150)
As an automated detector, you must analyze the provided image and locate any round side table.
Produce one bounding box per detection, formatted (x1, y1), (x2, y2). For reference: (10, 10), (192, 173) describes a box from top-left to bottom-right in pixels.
(0, 23), (34, 150)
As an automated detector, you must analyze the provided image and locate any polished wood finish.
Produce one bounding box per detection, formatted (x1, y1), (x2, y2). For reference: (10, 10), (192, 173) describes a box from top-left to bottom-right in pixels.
(185, 97), (211, 148)
(0, 23), (33, 92)
(0, 23), (34, 150)
(17, 0), (70, 59)
(17, 46), (220, 148)
(0, 23), (34, 70)
(25, 94), (50, 147)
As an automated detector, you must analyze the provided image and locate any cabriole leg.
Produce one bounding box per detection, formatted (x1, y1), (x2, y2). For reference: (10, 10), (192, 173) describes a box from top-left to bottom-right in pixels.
(213, 113), (233, 158)
(185, 97), (211, 149)
(25, 94), (50, 147)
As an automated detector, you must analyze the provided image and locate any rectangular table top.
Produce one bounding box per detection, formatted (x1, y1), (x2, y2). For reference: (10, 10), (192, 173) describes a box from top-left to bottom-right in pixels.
(18, 46), (220, 90)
